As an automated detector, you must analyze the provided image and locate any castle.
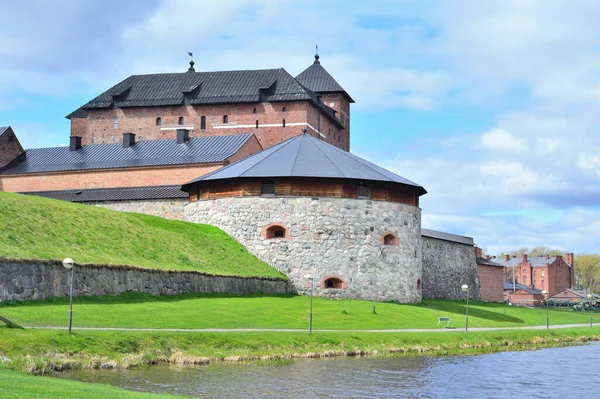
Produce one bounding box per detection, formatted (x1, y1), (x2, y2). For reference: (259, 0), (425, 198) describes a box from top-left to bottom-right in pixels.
(0, 55), (492, 302)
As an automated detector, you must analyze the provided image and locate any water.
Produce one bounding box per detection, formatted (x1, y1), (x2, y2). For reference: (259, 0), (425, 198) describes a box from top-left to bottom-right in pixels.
(62, 343), (600, 398)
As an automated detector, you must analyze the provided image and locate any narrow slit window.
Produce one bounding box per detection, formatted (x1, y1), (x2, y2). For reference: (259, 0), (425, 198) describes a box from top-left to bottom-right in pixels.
(223, 115), (228, 124)
(256, 120), (259, 128)
(200, 116), (206, 130)
(112, 116), (118, 129)
(156, 117), (162, 126)
(282, 119), (286, 128)
(178, 116), (184, 125)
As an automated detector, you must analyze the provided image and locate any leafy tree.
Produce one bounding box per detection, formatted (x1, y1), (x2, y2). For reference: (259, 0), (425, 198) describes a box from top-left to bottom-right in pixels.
(498, 247), (564, 257)
(575, 254), (600, 293)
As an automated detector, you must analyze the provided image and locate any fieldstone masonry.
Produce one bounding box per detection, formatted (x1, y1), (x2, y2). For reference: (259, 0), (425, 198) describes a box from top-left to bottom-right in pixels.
(184, 197), (423, 302)
(0, 259), (294, 302)
(91, 199), (187, 220)
(421, 236), (481, 300)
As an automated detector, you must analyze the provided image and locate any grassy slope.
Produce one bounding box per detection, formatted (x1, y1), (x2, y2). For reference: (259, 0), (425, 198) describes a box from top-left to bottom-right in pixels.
(0, 192), (285, 278)
(0, 369), (189, 399)
(0, 293), (594, 329)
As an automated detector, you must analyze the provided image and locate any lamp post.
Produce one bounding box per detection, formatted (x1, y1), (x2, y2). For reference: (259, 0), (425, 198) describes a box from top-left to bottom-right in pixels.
(541, 290), (549, 330)
(461, 284), (469, 332)
(62, 258), (75, 334)
(587, 294), (593, 327)
(304, 273), (314, 334)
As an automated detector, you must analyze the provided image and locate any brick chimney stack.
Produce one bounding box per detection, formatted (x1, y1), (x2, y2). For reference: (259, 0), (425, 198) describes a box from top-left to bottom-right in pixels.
(565, 253), (574, 266)
(474, 247), (483, 258)
(504, 254), (510, 261)
(522, 253), (528, 263)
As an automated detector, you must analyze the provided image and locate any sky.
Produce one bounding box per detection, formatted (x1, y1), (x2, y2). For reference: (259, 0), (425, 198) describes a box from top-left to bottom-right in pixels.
(1, 0), (599, 255)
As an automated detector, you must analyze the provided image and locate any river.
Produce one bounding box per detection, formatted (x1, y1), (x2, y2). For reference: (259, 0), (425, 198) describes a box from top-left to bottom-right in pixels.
(61, 343), (600, 398)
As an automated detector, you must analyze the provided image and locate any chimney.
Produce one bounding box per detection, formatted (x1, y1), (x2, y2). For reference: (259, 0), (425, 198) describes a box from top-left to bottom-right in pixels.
(69, 136), (82, 151)
(177, 129), (189, 144)
(123, 133), (135, 148)
(474, 247), (482, 258)
(522, 253), (528, 263)
(545, 254), (550, 259)
(504, 255), (510, 261)
(511, 254), (516, 259)
(565, 253), (574, 266)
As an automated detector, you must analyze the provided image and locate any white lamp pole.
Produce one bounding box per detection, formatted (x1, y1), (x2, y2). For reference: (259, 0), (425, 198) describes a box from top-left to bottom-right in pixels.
(461, 284), (469, 332)
(304, 273), (314, 334)
(62, 258), (75, 334)
(587, 294), (593, 327)
(541, 290), (549, 329)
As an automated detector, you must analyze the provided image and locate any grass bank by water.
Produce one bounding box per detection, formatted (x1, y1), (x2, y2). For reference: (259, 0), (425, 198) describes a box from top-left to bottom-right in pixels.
(1, 292), (595, 330)
(0, 369), (189, 399)
(1, 327), (599, 375)
(0, 192), (284, 278)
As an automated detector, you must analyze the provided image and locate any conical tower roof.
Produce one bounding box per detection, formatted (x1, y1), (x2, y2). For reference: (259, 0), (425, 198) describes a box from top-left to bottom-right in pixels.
(296, 55), (354, 103)
(183, 134), (425, 195)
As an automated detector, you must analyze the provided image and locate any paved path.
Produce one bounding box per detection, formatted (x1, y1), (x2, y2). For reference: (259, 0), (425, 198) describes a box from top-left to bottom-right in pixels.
(25, 323), (595, 333)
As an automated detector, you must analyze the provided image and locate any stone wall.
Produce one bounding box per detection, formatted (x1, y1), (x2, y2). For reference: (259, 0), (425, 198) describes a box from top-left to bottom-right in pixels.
(421, 237), (481, 300)
(184, 197), (422, 302)
(92, 199), (188, 220)
(0, 259), (294, 302)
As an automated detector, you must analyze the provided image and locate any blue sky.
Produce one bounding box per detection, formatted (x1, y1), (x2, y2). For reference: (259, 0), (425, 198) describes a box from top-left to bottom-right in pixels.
(1, 0), (599, 254)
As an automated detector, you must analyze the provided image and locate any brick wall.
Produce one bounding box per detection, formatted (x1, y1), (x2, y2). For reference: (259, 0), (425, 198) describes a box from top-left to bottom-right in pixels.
(76, 100), (347, 150)
(478, 265), (504, 302)
(1, 164), (223, 192)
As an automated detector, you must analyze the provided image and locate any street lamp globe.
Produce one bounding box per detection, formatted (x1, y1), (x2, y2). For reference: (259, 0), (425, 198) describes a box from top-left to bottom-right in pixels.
(541, 290), (548, 297)
(62, 258), (74, 269)
(461, 284), (469, 292)
(587, 294), (592, 299)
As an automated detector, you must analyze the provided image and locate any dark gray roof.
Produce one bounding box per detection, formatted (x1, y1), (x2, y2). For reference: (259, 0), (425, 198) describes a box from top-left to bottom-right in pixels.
(504, 282), (542, 295)
(0, 126), (9, 135)
(69, 68), (343, 127)
(182, 134), (426, 195)
(24, 185), (187, 202)
(0, 134), (254, 175)
(66, 108), (88, 119)
(296, 57), (354, 102)
(477, 257), (504, 267)
(421, 228), (473, 245)
(489, 256), (558, 268)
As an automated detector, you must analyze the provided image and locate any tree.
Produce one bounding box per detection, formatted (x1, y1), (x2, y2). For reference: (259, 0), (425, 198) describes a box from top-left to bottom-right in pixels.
(575, 254), (600, 293)
(498, 247), (564, 257)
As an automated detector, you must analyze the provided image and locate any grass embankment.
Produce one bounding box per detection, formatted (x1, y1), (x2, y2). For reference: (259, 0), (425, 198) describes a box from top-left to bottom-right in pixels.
(1, 327), (599, 375)
(0, 292), (595, 329)
(0, 192), (285, 278)
(0, 369), (188, 399)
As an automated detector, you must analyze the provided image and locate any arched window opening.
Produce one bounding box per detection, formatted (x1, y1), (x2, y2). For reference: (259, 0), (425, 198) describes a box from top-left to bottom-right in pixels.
(382, 233), (399, 246)
(263, 224), (289, 240)
(282, 106), (286, 112)
(178, 116), (184, 125)
(417, 279), (422, 290)
(156, 117), (162, 126)
(200, 116), (206, 130)
(253, 108), (257, 114)
(320, 276), (346, 290)
(223, 115), (229, 124)
(112, 116), (118, 129)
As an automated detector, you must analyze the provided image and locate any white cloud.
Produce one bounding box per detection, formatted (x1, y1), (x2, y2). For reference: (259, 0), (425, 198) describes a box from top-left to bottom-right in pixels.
(480, 128), (526, 152)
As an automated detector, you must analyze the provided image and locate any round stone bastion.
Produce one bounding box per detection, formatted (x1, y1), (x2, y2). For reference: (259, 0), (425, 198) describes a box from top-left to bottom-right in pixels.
(184, 196), (422, 302)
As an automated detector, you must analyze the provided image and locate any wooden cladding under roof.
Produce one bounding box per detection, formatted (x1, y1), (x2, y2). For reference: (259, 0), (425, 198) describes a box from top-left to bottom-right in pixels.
(188, 178), (419, 207)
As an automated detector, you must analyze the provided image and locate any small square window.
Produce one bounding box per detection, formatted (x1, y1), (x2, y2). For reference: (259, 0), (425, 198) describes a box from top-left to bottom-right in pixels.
(261, 179), (275, 196)
(357, 185), (370, 199)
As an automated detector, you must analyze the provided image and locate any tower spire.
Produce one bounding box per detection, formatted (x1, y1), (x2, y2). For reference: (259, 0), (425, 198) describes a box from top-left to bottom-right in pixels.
(187, 52), (195, 72)
(314, 45), (320, 63)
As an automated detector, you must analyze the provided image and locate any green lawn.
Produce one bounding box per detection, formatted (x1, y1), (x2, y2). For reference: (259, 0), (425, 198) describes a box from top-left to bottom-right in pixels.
(0, 369), (189, 399)
(0, 293), (594, 330)
(0, 192), (285, 278)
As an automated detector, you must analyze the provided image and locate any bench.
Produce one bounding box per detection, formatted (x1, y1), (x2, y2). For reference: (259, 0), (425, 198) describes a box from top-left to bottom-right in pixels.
(437, 317), (451, 328)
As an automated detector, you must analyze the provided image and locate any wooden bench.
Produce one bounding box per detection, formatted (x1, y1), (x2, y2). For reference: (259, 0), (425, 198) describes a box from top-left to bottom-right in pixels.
(437, 317), (451, 328)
